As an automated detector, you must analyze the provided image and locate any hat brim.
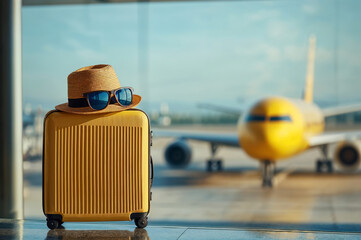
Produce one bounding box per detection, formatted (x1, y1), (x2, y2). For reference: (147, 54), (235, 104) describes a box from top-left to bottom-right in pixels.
(55, 94), (142, 114)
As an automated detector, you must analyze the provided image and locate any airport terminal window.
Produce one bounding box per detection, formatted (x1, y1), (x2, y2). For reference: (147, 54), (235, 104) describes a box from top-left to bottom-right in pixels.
(269, 115), (292, 122)
(21, 0), (361, 233)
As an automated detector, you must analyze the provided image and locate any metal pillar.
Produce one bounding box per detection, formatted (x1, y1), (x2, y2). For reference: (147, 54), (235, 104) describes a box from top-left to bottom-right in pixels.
(0, 0), (24, 219)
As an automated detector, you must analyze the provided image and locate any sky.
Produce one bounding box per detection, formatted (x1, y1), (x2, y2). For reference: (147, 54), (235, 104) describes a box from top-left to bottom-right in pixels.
(22, 0), (361, 113)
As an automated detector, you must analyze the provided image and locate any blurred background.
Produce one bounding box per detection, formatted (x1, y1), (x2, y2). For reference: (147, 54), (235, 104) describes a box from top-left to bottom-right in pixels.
(23, 0), (361, 230)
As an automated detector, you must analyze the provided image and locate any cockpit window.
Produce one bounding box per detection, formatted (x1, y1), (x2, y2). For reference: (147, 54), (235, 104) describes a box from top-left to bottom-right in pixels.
(269, 115), (292, 122)
(246, 115), (292, 122)
(246, 115), (266, 122)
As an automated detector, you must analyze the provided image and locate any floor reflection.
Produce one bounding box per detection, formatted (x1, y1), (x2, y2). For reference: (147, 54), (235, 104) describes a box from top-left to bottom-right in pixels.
(0, 220), (24, 240)
(45, 228), (149, 240)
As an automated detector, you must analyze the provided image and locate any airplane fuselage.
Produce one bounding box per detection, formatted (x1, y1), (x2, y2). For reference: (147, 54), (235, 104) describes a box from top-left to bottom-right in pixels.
(238, 97), (324, 162)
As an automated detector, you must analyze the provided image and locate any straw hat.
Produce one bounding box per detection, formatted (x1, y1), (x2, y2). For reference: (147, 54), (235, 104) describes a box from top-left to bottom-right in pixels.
(55, 64), (141, 114)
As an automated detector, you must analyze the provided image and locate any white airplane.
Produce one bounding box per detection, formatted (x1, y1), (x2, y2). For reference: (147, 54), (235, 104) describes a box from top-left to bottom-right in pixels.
(157, 36), (361, 187)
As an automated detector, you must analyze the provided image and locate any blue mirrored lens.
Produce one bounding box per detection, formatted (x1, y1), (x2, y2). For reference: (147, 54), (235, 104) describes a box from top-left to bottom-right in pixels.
(87, 91), (109, 110)
(116, 88), (132, 106)
(125, 88), (133, 104)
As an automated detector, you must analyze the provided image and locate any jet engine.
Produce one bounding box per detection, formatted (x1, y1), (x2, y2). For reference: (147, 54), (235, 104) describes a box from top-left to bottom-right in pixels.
(164, 140), (192, 168)
(334, 140), (361, 172)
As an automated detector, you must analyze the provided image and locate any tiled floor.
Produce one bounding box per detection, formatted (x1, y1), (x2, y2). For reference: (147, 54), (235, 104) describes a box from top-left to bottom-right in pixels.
(1, 219), (361, 240)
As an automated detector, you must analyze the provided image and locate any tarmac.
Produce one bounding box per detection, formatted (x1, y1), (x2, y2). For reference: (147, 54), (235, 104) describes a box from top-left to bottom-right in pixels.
(22, 125), (361, 238)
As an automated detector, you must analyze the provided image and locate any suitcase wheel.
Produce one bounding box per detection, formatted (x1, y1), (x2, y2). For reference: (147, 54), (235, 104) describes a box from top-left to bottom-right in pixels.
(134, 217), (148, 228)
(47, 219), (60, 230)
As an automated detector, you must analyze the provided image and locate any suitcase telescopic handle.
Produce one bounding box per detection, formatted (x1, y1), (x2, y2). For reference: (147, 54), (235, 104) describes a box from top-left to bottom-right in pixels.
(150, 156), (154, 187)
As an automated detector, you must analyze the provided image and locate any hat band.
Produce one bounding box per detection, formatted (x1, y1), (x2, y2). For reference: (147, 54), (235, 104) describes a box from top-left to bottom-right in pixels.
(68, 98), (88, 108)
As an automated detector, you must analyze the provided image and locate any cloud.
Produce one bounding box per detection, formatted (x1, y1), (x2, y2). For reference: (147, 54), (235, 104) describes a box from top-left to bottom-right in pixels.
(267, 20), (300, 40)
(264, 45), (282, 62)
(246, 9), (281, 23)
(302, 4), (319, 15)
(283, 45), (307, 62)
(316, 47), (333, 63)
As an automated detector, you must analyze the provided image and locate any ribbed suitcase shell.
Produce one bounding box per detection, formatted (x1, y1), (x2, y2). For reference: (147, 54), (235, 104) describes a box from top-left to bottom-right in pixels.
(43, 110), (150, 222)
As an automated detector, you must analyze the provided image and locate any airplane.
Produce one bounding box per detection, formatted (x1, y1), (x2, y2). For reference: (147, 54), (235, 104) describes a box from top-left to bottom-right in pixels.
(157, 35), (361, 187)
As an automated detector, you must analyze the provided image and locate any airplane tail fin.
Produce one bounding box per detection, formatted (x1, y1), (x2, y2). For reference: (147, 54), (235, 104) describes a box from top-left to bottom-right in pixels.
(304, 35), (316, 103)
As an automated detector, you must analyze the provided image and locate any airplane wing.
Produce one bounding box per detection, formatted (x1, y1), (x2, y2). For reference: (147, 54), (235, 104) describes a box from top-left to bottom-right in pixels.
(307, 130), (361, 147)
(197, 103), (242, 116)
(154, 129), (240, 147)
(322, 103), (361, 117)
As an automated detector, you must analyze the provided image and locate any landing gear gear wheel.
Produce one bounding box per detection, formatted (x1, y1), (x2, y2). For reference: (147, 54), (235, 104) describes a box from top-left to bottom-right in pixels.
(207, 160), (213, 172)
(216, 160), (223, 171)
(262, 178), (273, 188)
(326, 161), (333, 172)
(206, 159), (223, 172)
(316, 160), (323, 173)
(262, 160), (274, 188)
(135, 217), (148, 228)
(316, 159), (333, 173)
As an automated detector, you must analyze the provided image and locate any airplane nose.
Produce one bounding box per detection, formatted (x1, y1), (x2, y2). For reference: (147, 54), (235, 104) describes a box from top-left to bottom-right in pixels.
(255, 125), (288, 153)
(239, 97), (308, 160)
(241, 123), (304, 160)
(258, 125), (288, 152)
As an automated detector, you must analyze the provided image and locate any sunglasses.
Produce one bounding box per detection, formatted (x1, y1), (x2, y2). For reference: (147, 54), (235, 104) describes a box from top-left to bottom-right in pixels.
(83, 87), (134, 110)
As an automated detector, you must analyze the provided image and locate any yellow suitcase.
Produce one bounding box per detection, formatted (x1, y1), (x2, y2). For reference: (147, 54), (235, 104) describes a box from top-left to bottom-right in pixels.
(42, 109), (152, 229)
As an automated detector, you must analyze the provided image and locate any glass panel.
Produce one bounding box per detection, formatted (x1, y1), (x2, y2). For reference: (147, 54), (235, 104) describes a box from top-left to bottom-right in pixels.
(22, 0), (361, 232)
